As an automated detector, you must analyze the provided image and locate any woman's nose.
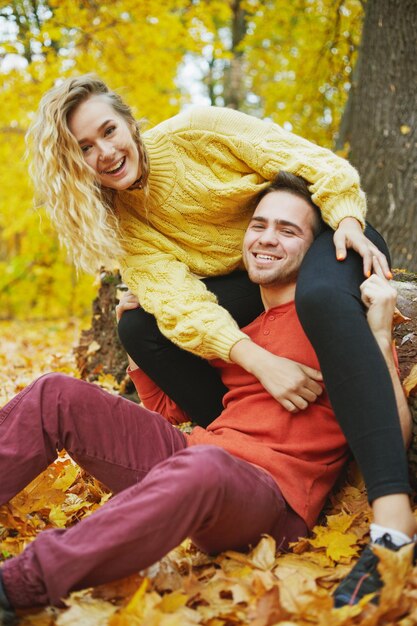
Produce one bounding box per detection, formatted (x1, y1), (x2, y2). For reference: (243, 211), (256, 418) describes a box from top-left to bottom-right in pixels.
(98, 142), (115, 161)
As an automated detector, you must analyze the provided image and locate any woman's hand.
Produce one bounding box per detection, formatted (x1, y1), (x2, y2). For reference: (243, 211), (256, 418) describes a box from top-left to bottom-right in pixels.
(116, 289), (141, 322)
(333, 217), (392, 279)
(230, 339), (323, 413)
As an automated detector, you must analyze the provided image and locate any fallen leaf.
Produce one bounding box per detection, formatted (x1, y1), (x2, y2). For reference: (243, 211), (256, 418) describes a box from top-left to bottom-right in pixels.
(404, 364), (417, 397)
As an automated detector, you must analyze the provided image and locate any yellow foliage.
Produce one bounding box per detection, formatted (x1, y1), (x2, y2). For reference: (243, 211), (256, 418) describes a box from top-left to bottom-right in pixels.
(0, 1), (364, 320)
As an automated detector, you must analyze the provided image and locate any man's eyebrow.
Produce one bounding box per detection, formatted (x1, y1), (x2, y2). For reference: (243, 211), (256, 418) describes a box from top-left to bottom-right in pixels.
(250, 215), (303, 234)
(77, 119), (114, 145)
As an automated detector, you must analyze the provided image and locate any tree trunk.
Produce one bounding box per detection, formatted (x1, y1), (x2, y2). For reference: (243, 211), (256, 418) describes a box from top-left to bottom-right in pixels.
(74, 271), (137, 401)
(222, 0), (246, 110)
(336, 0), (417, 271)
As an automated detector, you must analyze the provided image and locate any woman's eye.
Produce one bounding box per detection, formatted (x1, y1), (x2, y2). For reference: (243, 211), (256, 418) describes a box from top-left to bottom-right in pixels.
(81, 145), (91, 153)
(105, 125), (116, 136)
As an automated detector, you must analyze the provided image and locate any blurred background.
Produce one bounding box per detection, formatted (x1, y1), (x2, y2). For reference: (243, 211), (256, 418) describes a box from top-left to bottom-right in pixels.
(0, 0), (415, 321)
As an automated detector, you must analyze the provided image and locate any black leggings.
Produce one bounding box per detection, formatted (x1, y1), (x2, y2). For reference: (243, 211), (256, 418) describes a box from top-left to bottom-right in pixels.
(118, 225), (410, 501)
(118, 271), (264, 425)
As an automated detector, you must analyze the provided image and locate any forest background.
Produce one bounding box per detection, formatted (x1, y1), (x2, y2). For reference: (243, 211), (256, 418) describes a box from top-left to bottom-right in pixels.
(0, 1), (417, 622)
(0, 0), (415, 322)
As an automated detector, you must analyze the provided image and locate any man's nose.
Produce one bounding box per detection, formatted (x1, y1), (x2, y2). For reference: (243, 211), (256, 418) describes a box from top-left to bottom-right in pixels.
(259, 228), (279, 245)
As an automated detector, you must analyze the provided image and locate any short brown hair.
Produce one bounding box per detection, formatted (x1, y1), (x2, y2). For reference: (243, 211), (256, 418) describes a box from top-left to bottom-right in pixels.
(257, 171), (325, 238)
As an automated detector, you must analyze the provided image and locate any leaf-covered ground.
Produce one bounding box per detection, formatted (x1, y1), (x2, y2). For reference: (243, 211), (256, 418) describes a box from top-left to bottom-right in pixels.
(1, 320), (417, 626)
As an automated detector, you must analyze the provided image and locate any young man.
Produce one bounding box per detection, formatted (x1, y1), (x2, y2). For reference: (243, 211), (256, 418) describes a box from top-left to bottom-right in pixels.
(0, 173), (412, 621)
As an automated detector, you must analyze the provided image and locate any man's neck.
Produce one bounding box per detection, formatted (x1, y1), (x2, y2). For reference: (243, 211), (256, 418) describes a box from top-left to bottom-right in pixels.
(259, 283), (296, 311)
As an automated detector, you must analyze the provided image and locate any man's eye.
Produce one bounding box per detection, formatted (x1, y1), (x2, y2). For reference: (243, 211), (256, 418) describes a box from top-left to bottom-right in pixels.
(282, 229), (295, 235)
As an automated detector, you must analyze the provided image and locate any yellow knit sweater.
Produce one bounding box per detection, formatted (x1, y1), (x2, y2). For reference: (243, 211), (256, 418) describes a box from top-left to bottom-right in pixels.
(116, 106), (366, 361)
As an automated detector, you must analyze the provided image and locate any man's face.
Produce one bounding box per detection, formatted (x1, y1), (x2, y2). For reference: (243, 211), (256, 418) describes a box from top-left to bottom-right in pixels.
(243, 190), (315, 286)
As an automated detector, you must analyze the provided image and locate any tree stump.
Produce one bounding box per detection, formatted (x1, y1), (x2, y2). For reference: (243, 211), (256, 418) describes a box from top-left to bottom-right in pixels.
(73, 270), (136, 399)
(74, 270), (417, 475)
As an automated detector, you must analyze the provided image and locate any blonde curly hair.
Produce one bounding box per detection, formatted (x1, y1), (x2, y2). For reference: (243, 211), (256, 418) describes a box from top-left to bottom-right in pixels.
(27, 75), (149, 272)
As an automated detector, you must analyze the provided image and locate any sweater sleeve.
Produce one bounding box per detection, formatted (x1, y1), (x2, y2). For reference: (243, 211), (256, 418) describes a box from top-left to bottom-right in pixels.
(119, 243), (248, 361)
(128, 366), (191, 425)
(174, 106), (367, 229)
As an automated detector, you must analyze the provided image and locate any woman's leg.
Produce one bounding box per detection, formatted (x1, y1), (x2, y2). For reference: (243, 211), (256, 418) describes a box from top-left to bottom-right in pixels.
(295, 225), (411, 503)
(118, 270), (264, 426)
(1, 445), (307, 608)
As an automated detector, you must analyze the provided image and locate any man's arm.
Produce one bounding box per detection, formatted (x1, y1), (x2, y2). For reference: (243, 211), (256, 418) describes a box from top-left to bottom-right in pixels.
(128, 366), (191, 425)
(360, 271), (412, 445)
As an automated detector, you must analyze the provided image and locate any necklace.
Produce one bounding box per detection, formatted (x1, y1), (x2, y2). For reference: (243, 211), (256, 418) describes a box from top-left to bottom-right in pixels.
(129, 176), (143, 190)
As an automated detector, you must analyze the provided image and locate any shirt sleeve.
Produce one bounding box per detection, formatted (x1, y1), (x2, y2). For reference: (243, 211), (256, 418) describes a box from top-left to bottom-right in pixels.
(128, 366), (191, 425)
(119, 243), (248, 361)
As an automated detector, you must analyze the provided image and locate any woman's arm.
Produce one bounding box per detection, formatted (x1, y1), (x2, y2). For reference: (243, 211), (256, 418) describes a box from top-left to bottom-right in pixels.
(168, 106), (390, 277)
(229, 339), (323, 413)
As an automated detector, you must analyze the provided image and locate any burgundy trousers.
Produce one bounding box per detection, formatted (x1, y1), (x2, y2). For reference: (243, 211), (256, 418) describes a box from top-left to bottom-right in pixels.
(0, 374), (307, 608)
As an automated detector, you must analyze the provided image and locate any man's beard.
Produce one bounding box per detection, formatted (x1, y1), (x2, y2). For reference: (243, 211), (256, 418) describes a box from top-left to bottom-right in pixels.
(247, 265), (299, 287)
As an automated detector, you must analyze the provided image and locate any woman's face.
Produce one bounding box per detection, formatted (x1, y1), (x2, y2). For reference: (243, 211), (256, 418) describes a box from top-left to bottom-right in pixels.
(68, 96), (141, 190)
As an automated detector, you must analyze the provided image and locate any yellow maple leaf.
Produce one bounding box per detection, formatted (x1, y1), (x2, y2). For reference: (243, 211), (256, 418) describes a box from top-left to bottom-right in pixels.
(49, 505), (67, 528)
(308, 527), (359, 563)
(52, 463), (79, 491)
(326, 512), (357, 534)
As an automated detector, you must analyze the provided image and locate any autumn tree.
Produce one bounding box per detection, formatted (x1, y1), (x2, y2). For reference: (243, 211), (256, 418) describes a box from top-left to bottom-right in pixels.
(336, 0), (417, 271)
(0, 0), (194, 319)
(188, 0), (363, 145)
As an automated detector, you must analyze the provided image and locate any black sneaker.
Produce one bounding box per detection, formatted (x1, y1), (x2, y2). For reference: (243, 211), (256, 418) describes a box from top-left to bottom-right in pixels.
(0, 571), (16, 626)
(0, 606), (16, 626)
(333, 533), (405, 608)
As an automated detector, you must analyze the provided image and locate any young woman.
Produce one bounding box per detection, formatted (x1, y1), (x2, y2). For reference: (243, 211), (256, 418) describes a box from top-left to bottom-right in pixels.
(27, 75), (415, 605)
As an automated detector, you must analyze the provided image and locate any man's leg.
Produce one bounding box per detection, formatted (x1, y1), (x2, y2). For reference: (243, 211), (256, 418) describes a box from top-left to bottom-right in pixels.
(1, 445), (307, 608)
(0, 372), (186, 611)
(0, 373), (187, 503)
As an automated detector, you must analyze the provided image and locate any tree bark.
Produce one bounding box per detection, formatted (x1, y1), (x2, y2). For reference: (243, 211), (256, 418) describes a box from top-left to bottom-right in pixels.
(222, 0), (246, 110)
(336, 0), (417, 271)
(74, 271), (137, 400)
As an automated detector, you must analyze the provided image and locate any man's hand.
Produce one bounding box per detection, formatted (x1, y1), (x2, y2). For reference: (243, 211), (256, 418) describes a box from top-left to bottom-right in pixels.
(230, 339), (323, 413)
(116, 290), (141, 322)
(334, 217), (392, 279)
(360, 261), (397, 340)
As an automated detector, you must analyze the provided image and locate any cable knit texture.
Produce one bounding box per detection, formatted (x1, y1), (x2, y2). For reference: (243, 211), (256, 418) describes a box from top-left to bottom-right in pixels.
(116, 106), (366, 361)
